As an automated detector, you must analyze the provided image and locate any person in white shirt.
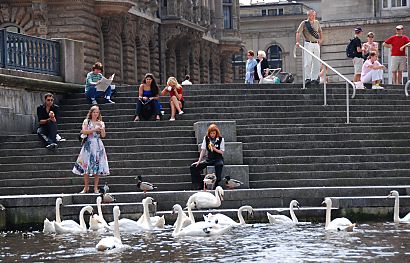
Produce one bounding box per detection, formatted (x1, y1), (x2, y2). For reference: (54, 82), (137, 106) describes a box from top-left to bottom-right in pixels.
(361, 51), (385, 90)
(181, 75), (192, 85)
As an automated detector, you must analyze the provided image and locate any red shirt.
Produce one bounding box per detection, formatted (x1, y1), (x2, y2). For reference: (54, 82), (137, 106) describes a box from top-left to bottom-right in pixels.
(384, 35), (410, 56)
(167, 86), (184, 101)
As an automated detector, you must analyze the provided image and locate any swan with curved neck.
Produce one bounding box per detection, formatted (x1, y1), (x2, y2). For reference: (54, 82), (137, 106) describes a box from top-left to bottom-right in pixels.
(204, 206), (254, 226)
(54, 205), (93, 234)
(267, 200), (299, 224)
(173, 201), (195, 228)
(323, 198), (355, 231)
(51, 197), (87, 232)
(136, 197), (164, 229)
(90, 196), (109, 231)
(388, 190), (410, 224)
(96, 206), (128, 251)
(187, 186), (224, 210)
(172, 204), (231, 237)
(43, 197), (63, 233)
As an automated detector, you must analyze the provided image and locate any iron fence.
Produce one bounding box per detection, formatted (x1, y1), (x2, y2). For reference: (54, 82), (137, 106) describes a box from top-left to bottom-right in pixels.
(0, 29), (60, 76)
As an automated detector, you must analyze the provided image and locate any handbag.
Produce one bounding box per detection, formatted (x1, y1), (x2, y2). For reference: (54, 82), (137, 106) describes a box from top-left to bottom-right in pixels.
(79, 119), (90, 146)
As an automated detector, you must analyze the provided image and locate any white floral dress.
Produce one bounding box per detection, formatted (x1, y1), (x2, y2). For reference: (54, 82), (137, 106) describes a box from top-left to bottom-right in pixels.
(72, 120), (110, 176)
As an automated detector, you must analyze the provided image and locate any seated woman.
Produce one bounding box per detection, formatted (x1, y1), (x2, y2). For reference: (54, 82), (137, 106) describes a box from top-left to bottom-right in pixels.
(134, 73), (161, 121)
(190, 124), (225, 190)
(85, 62), (115, 105)
(161, 76), (184, 121)
(361, 51), (385, 90)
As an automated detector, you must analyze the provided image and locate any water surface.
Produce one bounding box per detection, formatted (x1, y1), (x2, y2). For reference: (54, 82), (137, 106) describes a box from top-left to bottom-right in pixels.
(1, 223), (409, 262)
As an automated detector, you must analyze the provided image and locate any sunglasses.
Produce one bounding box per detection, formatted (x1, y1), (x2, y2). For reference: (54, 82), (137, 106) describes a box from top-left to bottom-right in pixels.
(368, 36), (374, 38)
(46, 99), (54, 102)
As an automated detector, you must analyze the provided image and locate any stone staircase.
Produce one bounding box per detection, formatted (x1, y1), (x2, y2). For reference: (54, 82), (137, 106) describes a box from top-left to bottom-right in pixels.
(1, 84), (410, 196)
(2, 83), (410, 229)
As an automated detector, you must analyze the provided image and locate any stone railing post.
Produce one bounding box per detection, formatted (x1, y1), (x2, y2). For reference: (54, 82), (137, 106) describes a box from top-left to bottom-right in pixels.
(52, 38), (84, 84)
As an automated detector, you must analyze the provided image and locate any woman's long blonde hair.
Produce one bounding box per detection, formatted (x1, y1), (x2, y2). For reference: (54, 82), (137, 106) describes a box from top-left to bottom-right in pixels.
(86, 105), (102, 121)
(167, 76), (180, 88)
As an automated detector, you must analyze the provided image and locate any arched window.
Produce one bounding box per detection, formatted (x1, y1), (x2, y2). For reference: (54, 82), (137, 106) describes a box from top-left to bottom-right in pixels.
(231, 47), (246, 82)
(0, 24), (22, 33)
(266, 44), (282, 69)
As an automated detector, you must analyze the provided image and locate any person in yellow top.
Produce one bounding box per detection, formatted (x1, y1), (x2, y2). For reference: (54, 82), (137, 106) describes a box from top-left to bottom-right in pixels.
(296, 10), (322, 87)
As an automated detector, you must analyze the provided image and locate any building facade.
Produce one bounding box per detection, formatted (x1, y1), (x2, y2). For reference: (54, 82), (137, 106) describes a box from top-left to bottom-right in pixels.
(0, 0), (242, 84)
(239, 0), (410, 84)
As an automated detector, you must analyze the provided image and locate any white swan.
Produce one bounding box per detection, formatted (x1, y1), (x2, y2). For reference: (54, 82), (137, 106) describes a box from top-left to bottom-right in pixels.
(187, 186), (224, 209)
(54, 205), (93, 234)
(136, 197), (165, 229)
(172, 204), (231, 237)
(89, 196), (109, 231)
(322, 198), (355, 231)
(388, 190), (410, 224)
(96, 206), (128, 251)
(43, 198), (62, 233)
(173, 203), (195, 228)
(267, 200), (299, 224)
(204, 205), (254, 226)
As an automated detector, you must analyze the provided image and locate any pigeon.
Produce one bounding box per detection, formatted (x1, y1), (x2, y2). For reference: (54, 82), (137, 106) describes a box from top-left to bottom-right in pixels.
(224, 176), (244, 189)
(135, 175), (157, 193)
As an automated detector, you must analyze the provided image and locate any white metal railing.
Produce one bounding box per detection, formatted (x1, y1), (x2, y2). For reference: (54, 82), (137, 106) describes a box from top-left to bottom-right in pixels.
(293, 44), (356, 124)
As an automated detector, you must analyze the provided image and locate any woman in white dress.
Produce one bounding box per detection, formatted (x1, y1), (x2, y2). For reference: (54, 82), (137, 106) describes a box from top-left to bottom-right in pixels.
(73, 106), (110, 193)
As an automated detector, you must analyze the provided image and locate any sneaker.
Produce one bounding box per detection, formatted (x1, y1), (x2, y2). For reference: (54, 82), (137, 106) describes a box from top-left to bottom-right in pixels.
(169, 118), (175, 121)
(179, 111), (184, 115)
(91, 99), (98, 105)
(372, 85), (384, 90)
(354, 82), (365, 90)
(51, 143), (58, 149)
(56, 134), (66, 142)
(106, 99), (115, 104)
(45, 144), (53, 149)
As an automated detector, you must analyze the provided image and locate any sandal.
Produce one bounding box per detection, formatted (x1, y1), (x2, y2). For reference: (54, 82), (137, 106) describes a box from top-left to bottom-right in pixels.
(79, 187), (89, 194)
(134, 116), (140, 122)
(94, 189), (100, 194)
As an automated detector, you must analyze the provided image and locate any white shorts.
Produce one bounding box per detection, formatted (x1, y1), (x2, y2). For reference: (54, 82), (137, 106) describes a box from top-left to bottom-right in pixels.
(353, 57), (363, 74)
(391, 56), (406, 71)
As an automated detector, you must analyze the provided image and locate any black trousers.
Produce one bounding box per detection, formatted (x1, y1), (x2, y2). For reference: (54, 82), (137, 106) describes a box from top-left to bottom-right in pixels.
(190, 158), (223, 190)
(37, 122), (57, 146)
(136, 100), (159, 120)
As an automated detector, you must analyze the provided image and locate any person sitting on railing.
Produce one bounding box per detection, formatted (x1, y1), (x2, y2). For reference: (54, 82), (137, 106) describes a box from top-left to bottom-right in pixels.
(85, 62), (115, 105)
(296, 9), (322, 87)
(37, 93), (60, 149)
(360, 51), (385, 90)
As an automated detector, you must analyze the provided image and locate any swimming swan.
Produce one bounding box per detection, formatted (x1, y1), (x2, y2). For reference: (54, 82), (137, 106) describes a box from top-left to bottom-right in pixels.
(89, 196), (109, 231)
(96, 206), (129, 251)
(54, 205), (93, 234)
(388, 190), (410, 224)
(204, 205), (254, 226)
(173, 202), (195, 228)
(267, 200), (299, 224)
(172, 204), (231, 237)
(43, 197), (63, 233)
(136, 197), (165, 229)
(187, 186), (224, 210)
(322, 198), (355, 231)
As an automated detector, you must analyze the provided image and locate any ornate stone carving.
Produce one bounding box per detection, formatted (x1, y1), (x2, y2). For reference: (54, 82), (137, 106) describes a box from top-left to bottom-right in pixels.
(0, 4), (10, 22)
(31, 0), (48, 37)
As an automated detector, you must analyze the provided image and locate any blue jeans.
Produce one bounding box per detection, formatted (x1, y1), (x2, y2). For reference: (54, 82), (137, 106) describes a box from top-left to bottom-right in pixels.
(85, 85), (113, 100)
(37, 122), (57, 145)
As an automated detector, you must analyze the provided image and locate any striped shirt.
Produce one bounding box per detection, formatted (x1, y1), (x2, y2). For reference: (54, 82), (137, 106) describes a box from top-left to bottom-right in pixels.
(85, 72), (103, 92)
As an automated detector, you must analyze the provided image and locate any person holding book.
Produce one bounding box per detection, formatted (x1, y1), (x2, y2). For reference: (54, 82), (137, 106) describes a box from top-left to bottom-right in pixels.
(134, 73), (161, 121)
(161, 76), (184, 121)
(85, 62), (115, 105)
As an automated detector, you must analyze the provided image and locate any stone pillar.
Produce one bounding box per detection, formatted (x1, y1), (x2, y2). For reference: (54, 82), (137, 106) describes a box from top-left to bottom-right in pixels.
(200, 42), (210, 83)
(52, 38), (84, 84)
(166, 48), (176, 78)
(220, 51), (233, 83)
(191, 43), (201, 84)
(149, 24), (160, 79)
(122, 16), (137, 85)
(101, 17), (122, 79)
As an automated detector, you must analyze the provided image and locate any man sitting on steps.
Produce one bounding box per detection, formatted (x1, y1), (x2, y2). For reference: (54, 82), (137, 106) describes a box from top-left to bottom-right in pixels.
(37, 93), (61, 149)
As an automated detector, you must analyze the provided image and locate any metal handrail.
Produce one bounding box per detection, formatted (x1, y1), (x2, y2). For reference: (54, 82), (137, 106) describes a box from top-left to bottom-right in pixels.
(293, 44), (355, 124)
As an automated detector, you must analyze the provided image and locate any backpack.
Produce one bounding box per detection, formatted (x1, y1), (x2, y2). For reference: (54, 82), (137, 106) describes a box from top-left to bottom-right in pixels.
(346, 39), (356, 58)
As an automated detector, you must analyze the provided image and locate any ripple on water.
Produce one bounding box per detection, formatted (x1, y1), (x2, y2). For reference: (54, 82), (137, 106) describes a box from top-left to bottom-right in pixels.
(1, 222), (410, 262)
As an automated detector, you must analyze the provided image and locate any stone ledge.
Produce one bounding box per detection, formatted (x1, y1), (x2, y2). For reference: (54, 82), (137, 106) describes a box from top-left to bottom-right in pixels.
(193, 120), (237, 143)
(207, 165), (249, 189)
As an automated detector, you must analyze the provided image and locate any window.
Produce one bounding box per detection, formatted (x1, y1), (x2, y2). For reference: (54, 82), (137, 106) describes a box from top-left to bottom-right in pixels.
(382, 0), (408, 8)
(267, 9), (284, 16)
(231, 48), (246, 82)
(266, 45), (283, 69)
(278, 8), (284, 15)
(1, 25), (22, 33)
(261, 9), (267, 16)
(223, 0), (233, 29)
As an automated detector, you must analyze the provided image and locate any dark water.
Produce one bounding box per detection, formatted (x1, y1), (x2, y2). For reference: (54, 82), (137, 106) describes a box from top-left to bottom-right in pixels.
(1, 223), (410, 262)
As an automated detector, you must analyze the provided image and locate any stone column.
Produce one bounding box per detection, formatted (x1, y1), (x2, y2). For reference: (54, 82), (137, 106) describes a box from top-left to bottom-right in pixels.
(101, 17), (122, 80)
(149, 23), (160, 79)
(122, 16), (136, 85)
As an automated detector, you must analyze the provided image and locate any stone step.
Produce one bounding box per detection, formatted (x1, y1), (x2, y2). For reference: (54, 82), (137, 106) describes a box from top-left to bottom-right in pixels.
(0, 151), (198, 164)
(244, 153), (410, 165)
(250, 177), (410, 188)
(0, 137), (196, 149)
(242, 139), (410, 150)
(0, 166), (190, 180)
(250, 168), (410, 181)
(0, 158), (193, 172)
(244, 147), (410, 157)
(248, 161), (410, 173)
(0, 144), (198, 157)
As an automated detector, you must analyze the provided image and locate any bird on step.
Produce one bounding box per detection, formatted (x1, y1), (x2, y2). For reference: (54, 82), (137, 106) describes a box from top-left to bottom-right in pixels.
(100, 182), (115, 204)
(135, 175), (157, 193)
(203, 173), (216, 191)
(224, 176), (243, 189)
